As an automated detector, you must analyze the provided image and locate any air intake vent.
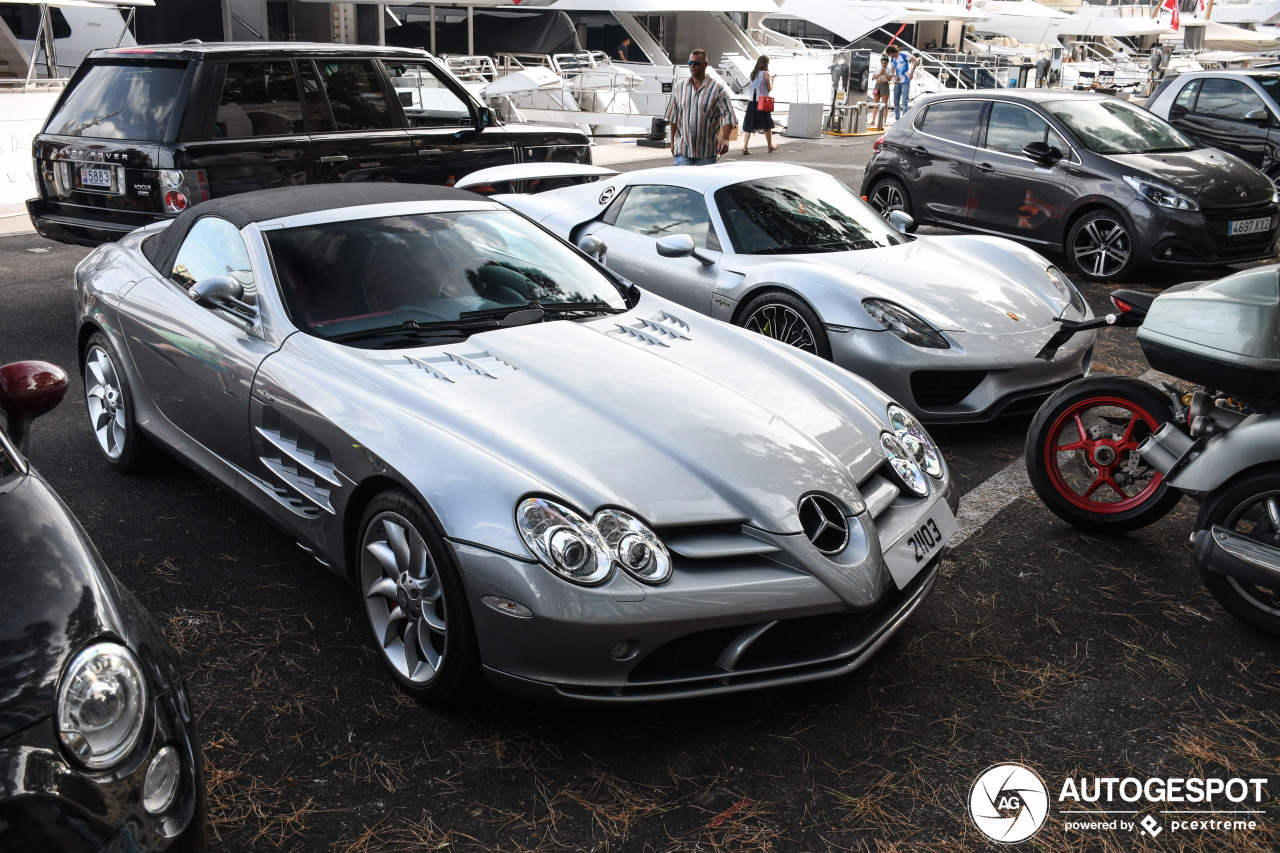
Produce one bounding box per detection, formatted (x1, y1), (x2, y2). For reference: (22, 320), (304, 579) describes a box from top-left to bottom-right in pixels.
(370, 350), (518, 382)
(610, 311), (692, 347)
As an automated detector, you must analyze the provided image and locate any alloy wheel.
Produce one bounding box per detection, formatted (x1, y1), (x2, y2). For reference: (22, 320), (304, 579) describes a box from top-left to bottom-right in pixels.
(84, 345), (127, 460)
(1071, 217), (1131, 279)
(742, 303), (819, 353)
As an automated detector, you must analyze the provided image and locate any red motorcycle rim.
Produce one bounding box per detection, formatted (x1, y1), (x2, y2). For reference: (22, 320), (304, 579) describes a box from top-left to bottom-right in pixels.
(1042, 394), (1165, 514)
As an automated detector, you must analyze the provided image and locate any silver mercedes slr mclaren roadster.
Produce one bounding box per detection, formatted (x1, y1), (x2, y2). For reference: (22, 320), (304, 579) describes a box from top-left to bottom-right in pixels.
(74, 184), (958, 704)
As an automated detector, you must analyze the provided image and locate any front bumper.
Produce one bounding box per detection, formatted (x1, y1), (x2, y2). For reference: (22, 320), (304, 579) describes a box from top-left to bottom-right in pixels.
(1130, 200), (1279, 268)
(26, 198), (164, 248)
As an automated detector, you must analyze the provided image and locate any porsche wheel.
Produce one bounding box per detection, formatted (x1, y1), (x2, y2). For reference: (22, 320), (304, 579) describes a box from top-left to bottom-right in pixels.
(357, 489), (479, 703)
(1194, 467), (1280, 635)
(1067, 209), (1135, 282)
(82, 332), (157, 473)
(738, 292), (832, 360)
(1025, 376), (1181, 534)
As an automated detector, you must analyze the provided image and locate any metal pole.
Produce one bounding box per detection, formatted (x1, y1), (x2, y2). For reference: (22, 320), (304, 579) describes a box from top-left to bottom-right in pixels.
(468, 6), (474, 55)
(430, 4), (436, 54)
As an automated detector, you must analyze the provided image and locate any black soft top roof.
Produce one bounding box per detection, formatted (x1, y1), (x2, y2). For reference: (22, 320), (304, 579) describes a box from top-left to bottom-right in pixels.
(143, 183), (482, 275)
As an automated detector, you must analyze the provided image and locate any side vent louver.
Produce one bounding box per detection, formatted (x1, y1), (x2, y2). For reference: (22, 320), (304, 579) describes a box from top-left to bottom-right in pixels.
(253, 409), (345, 517)
(369, 350), (518, 382)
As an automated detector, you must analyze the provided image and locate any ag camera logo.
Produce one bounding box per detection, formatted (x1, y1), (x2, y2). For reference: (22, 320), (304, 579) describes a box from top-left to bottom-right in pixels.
(969, 763), (1050, 843)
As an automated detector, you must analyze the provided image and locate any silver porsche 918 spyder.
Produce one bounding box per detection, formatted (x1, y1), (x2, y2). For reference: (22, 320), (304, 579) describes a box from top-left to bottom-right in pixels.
(74, 183), (958, 704)
(485, 162), (1098, 424)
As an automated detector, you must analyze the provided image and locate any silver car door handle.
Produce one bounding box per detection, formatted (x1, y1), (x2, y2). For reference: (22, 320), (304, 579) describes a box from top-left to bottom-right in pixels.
(419, 148), (443, 155)
(319, 154), (349, 163)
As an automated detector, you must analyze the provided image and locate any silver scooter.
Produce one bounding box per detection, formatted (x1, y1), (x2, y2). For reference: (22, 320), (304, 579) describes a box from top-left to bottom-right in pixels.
(1138, 266), (1280, 635)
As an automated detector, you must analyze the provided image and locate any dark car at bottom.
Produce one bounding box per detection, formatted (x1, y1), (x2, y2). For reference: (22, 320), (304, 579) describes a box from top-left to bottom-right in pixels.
(0, 361), (205, 852)
(862, 90), (1279, 281)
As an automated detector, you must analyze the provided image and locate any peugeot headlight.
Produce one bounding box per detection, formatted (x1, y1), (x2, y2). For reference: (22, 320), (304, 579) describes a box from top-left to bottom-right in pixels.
(881, 432), (929, 497)
(594, 508), (672, 584)
(863, 299), (950, 349)
(516, 497), (612, 584)
(57, 641), (148, 769)
(887, 404), (944, 479)
(1122, 175), (1198, 211)
(1046, 266), (1087, 317)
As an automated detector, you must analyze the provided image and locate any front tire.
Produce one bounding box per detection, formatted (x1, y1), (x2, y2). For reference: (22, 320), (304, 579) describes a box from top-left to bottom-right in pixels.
(356, 489), (480, 704)
(738, 291), (832, 360)
(82, 332), (158, 473)
(1194, 467), (1280, 635)
(1067, 209), (1136, 282)
(1025, 376), (1181, 534)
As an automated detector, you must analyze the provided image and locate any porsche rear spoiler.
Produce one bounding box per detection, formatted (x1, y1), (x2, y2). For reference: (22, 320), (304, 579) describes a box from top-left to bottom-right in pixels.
(455, 163), (619, 195)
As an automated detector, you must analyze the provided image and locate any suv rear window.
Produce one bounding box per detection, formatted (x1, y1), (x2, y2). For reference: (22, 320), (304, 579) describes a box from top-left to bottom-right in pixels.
(917, 100), (984, 143)
(45, 61), (186, 140)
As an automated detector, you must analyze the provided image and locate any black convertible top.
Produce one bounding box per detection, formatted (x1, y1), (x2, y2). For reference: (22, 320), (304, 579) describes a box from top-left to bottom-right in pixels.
(142, 183), (482, 276)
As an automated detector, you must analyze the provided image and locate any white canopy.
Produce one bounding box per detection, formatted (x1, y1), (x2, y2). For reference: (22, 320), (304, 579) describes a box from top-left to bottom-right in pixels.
(1202, 20), (1280, 50)
(770, 0), (984, 45)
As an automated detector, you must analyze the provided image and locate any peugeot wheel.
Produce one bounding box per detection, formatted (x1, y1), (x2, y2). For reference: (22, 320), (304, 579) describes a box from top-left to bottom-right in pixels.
(82, 332), (157, 473)
(868, 177), (913, 225)
(738, 291), (832, 360)
(1067, 209), (1135, 282)
(1194, 467), (1280, 635)
(357, 489), (480, 703)
(1026, 376), (1181, 534)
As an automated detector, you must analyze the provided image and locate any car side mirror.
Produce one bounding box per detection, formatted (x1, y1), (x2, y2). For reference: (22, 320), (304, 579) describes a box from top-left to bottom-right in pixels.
(656, 233), (716, 266)
(887, 210), (915, 234)
(0, 360), (68, 454)
(190, 275), (255, 318)
(469, 105), (493, 132)
(1245, 107), (1270, 124)
(577, 234), (608, 264)
(1168, 104), (1188, 120)
(1022, 141), (1062, 165)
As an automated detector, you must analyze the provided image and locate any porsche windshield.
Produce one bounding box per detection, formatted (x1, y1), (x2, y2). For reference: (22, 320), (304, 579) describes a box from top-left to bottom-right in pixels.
(1046, 98), (1196, 154)
(715, 175), (904, 254)
(265, 209), (629, 341)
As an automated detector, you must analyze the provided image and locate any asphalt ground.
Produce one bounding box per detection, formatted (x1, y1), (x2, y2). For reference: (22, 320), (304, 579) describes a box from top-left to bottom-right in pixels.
(2, 136), (1278, 852)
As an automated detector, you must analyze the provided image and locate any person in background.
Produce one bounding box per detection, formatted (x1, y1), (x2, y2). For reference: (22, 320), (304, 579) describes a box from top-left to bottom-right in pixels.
(1147, 44), (1165, 93)
(870, 56), (892, 130)
(616, 37), (631, 62)
(741, 55), (778, 155)
(885, 44), (918, 122)
(665, 49), (736, 165)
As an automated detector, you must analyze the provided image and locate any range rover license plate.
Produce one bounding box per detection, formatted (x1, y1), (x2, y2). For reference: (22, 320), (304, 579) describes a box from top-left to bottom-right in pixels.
(79, 166), (113, 188)
(1228, 216), (1271, 235)
(883, 503), (958, 589)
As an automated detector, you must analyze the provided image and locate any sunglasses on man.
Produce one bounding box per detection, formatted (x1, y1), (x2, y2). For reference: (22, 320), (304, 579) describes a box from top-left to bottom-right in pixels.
(687, 59), (706, 66)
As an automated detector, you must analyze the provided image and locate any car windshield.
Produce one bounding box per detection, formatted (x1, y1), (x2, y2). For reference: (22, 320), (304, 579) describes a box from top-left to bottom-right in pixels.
(714, 174), (903, 255)
(265, 209), (630, 343)
(1046, 98), (1195, 155)
(1255, 75), (1280, 107)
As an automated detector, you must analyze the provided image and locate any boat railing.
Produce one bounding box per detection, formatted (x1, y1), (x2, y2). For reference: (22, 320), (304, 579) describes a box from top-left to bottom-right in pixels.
(443, 55), (500, 83)
(0, 77), (66, 94)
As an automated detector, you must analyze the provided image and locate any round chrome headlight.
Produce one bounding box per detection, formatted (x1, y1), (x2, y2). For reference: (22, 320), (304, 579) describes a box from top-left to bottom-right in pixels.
(57, 641), (148, 770)
(516, 497), (611, 584)
(881, 432), (929, 497)
(887, 404), (944, 479)
(594, 508), (672, 584)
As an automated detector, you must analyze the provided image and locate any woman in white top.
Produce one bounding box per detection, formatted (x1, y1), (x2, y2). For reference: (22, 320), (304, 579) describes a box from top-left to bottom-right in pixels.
(741, 56), (777, 155)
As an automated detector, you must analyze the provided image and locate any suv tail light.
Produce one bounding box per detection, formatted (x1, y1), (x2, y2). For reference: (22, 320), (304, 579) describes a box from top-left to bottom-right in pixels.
(161, 169), (209, 214)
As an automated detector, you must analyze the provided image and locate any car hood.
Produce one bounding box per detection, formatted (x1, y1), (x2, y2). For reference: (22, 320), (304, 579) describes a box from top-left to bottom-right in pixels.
(312, 299), (894, 536)
(1110, 149), (1273, 208)
(0, 469), (126, 740)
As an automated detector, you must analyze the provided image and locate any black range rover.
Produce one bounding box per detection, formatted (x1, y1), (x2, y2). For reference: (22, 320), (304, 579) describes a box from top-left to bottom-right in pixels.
(28, 42), (591, 246)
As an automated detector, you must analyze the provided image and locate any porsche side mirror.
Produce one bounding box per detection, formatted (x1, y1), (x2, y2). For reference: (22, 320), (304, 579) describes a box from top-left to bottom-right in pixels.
(190, 275), (255, 319)
(887, 210), (915, 235)
(0, 360), (69, 454)
(577, 234), (608, 264)
(656, 233), (716, 266)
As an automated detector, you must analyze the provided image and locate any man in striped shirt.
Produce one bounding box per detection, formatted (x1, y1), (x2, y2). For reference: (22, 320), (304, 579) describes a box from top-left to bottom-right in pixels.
(665, 49), (736, 166)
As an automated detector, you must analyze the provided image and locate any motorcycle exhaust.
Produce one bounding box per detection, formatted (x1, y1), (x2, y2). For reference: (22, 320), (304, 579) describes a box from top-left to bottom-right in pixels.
(1137, 423), (1195, 476)
(1192, 525), (1280, 588)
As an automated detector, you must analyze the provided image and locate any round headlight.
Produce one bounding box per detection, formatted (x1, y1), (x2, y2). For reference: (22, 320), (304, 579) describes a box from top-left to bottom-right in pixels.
(887, 404), (944, 479)
(881, 432), (929, 497)
(516, 497), (611, 584)
(143, 745), (182, 814)
(594, 508), (672, 584)
(57, 641), (148, 770)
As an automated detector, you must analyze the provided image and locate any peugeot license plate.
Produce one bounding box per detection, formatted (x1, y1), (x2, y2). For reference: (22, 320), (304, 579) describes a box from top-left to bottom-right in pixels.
(79, 166), (113, 188)
(883, 504), (958, 589)
(1228, 216), (1271, 235)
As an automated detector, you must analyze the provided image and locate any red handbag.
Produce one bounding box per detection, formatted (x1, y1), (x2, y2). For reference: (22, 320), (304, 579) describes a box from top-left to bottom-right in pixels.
(757, 95), (775, 112)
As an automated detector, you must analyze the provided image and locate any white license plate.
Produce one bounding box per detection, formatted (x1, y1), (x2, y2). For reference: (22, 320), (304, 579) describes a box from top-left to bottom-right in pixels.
(883, 503), (958, 589)
(79, 166), (113, 188)
(1228, 216), (1271, 235)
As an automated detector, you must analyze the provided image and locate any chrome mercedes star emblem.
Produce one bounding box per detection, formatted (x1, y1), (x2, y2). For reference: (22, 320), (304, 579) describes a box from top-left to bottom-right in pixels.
(798, 494), (850, 555)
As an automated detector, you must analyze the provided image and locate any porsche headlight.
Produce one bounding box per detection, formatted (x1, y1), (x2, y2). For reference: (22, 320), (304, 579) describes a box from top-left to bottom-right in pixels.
(57, 641), (148, 769)
(1122, 175), (1198, 211)
(863, 300), (950, 349)
(516, 497), (612, 584)
(1047, 266), (1087, 317)
(594, 508), (672, 584)
(887, 405), (943, 480)
(881, 432), (929, 497)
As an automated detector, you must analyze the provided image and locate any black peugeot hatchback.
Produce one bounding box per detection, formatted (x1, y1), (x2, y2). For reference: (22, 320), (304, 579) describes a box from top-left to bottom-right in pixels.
(861, 90), (1278, 281)
(27, 42), (590, 246)
(0, 361), (205, 851)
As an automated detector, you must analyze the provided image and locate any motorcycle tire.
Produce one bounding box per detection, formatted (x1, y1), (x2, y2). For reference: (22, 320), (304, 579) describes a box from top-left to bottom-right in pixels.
(1025, 376), (1182, 534)
(1193, 465), (1280, 635)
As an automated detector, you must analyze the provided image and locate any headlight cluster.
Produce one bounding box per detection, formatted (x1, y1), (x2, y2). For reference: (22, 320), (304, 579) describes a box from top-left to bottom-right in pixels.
(516, 498), (671, 585)
(863, 299), (950, 349)
(57, 642), (147, 769)
(1122, 175), (1198, 211)
(882, 405), (946, 496)
(1046, 266), (1087, 317)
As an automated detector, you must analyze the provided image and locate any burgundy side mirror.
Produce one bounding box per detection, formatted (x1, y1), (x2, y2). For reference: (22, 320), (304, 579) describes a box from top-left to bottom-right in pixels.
(0, 361), (69, 455)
